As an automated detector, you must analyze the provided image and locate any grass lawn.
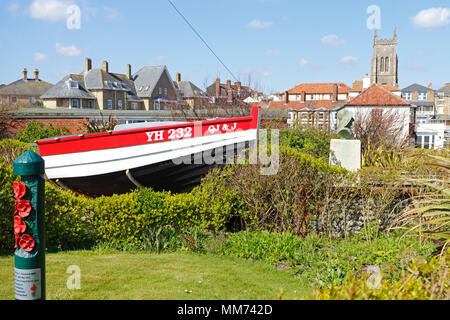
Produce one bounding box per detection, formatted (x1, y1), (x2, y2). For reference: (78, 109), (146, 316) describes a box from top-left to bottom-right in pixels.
(0, 251), (312, 300)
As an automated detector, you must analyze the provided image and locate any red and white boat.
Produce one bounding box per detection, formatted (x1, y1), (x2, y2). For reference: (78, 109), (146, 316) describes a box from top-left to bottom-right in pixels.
(37, 107), (261, 196)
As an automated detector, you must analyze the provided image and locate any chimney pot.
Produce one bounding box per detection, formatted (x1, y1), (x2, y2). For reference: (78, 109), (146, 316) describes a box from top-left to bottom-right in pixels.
(176, 73), (181, 82)
(102, 61), (109, 73)
(23, 68), (28, 81)
(428, 83), (433, 90)
(34, 68), (39, 81)
(85, 58), (92, 72)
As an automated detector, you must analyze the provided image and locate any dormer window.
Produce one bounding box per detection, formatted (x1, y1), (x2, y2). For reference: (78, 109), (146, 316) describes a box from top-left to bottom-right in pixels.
(104, 81), (114, 89)
(69, 80), (79, 88)
(117, 83), (124, 90)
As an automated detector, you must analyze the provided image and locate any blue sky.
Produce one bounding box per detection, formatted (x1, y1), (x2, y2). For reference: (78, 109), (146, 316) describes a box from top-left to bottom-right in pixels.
(1, 0), (449, 93)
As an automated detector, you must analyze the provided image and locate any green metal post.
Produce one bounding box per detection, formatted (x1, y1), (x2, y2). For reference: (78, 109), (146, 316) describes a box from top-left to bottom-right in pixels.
(13, 150), (45, 300)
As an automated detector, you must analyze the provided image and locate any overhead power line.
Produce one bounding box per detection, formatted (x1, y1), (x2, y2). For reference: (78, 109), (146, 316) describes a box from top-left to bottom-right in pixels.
(167, 0), (239, 82)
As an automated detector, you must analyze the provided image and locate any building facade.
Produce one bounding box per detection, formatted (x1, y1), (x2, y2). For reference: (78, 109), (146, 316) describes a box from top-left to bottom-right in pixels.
(0, 68), (52, 107)
(41, 59), (181, 111)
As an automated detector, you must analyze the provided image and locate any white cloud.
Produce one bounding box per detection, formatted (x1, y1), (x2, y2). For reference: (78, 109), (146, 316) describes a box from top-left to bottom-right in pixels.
(29, 0), (74, 22)
(321, 34), (346, 46)
(339, 56), (358, 65)
(299, 58), (309, 67)
(264, 50), (281, 57)
(33, 52), (48, 61)
(263, 71), (270, 77)
(55, 43), (81, 56)
(246, 19), (273, 29)
(103, 6), (120, 20)
(411, 8), (450, 29)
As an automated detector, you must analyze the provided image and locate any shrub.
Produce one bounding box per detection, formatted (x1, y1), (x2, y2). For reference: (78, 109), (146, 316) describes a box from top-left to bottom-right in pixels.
(280, 125), (336, 159)
(0, 160), (15, 253)
(0, 139), (35, 167)
(44, 184), (95, 251)
(307, 253), (449, 300)
(16, 122), (69, 143)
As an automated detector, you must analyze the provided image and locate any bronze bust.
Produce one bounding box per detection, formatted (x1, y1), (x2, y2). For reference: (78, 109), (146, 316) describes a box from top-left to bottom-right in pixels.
(337, 109), (354, 140)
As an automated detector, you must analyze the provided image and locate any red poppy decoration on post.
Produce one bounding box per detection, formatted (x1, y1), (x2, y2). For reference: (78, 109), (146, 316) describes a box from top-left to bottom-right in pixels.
(15, 200), (32, 218)
(13, 182), (27, 200)
(19, 234), (35, 252)
(13, 181), (36, 253)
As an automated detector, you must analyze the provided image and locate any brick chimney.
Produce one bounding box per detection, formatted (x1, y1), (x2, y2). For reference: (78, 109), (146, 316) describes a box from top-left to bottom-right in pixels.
(227, 80), (232, 102)
(285, 91), (289, 104)
(22, 68), (28, 81)
(34, 68), (39, 81)
(102, 61), (109, 73)
(333, 84), (339, 102)
(235, 81), (241, 96)
(176, 73), (181, 82)
(302, 91), (306, 102)
(126, 64), (132, 79)
(215, 78), (221, 97)
(428, 83), (433, 90)
(85, 58), (92, 72)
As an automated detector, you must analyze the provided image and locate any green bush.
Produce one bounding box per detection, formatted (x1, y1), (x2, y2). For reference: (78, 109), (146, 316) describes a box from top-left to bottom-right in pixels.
(0, 160), (15, 253)
(44, 184), (95, 251)
(16, 122), (69, 143)
(280, 126), (336, 159)
(307, 253), (449, 300)
(0, 139), (35, 167)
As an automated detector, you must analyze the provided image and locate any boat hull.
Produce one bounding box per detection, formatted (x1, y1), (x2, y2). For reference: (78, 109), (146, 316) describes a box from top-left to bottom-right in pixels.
(38, 107), (261, 196)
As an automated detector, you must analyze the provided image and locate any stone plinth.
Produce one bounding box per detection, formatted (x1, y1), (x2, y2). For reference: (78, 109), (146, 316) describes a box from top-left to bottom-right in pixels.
(329, 139), (361, 172)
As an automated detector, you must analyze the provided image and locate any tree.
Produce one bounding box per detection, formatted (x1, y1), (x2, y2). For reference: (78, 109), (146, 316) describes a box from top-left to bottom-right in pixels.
(353, 108), (410, 152)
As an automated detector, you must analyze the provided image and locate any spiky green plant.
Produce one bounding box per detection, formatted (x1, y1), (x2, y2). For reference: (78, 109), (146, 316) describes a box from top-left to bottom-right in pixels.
(393, 154), (449, 252)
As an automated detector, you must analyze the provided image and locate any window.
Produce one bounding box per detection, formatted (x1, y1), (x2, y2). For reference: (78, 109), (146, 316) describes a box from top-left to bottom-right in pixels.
(11, 96), (18, 103)
(132, 102), (138, 110)
(72, 100), (79, 108)
(158, 88), (162, 95)
(107, 99), (113, 110)
(164, 88), (168, 96)
(438, 106), (444, 114)
(402, 92), (412, 100)
(318, 112), (324, 120)
(385, 57), (389, 72)
(154, 101), (160, 110)
(69, 80), (79, 88)
(29, 97), (36, 104)
(418, 92), (427, 101)
(118, 100), (123, 110)
(88, 100), (93, 109)
(117, 83), (124, 90)
(0, 96), (2, 104)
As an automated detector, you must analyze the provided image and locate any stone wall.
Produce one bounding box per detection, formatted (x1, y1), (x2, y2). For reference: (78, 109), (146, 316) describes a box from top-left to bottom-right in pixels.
(312, 196), (411, 238)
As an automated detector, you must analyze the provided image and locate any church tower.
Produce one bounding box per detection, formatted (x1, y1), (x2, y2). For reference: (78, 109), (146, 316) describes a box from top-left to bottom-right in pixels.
(370, 28), (398, 87)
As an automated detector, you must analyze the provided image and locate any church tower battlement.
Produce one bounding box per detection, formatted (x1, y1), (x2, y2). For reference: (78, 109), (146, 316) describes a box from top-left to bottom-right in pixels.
(370, 28), (398, 87)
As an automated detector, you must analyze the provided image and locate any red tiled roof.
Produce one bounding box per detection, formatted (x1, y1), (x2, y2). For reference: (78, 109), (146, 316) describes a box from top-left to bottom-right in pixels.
(287, 83), (351, 94)
(269, 100), (339, 110)
(345, 84), (410, 107)
(350, 84), (400, 92)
